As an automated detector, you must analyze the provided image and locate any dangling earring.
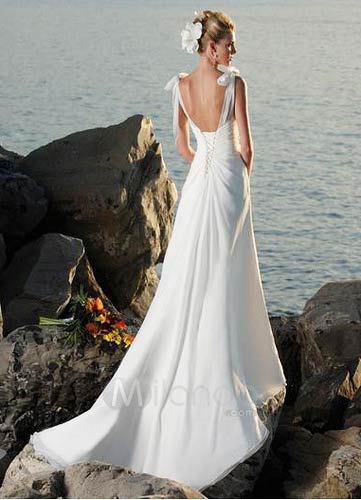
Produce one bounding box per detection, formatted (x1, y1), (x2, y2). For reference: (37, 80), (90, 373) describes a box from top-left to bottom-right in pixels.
(211, 51), (218, 67)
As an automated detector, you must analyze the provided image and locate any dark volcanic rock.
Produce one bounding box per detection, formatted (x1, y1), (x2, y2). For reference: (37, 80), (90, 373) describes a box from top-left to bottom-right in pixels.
(270, 314), (302, 403)
(0, 324), (129, 456)
(269, 425), (361, 499)
(296, 280), (361, 382)
(17, 116), (178, 317)
(0, 233), (84, 335)
(0, 165), (48, 239)
(293, 360), (361, 432)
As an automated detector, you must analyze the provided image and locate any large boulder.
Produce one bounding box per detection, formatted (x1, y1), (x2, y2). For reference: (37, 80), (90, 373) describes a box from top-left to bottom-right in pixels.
(0, 444), (204, 499)
(296, 280), (361, 382)
(269, 314), (301, 403)
(0, 144), (23, 172)
(268, 425), (361, 498)
(17, 116), (178, 316)
(292, 359), (361, 431)
(0, 233), (84, 335)
(0, 166), (48, 243)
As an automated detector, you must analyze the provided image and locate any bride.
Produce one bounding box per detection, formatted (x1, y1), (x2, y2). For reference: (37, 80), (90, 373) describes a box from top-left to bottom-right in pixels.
(29, 9), (287, 493)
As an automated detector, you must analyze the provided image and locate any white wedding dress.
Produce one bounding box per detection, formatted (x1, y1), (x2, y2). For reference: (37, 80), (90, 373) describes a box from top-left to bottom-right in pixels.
(29, 64), (287, 493)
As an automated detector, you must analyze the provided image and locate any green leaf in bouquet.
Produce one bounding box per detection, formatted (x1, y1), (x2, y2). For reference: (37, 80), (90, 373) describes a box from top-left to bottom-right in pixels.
(61, 318), (88, 349)
(39, 316), (71, 326)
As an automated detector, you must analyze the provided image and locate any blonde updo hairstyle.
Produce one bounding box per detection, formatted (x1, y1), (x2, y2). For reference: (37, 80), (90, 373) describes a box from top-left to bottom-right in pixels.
(193, 10), (236, 54)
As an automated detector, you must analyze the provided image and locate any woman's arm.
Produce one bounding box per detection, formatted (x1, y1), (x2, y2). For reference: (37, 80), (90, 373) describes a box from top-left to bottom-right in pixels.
(176, 99), (196, 164)
(235, 76), (254, 176)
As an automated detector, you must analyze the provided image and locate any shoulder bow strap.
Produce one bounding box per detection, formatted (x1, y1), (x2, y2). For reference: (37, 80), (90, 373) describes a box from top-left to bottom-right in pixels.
(164, 72), (189, 144)
(216, 64), (241, 86)
(164, 72), (189, 92)
(164, 75), (178, 93)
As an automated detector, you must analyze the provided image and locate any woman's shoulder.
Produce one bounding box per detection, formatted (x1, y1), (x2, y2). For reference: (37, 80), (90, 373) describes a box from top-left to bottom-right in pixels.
(179, 71), (190, 80)
(164, 72), (189, 91)
(176, 73), (190, 100)
(178, 72), (191, 84)
(235, 74), (247, 88)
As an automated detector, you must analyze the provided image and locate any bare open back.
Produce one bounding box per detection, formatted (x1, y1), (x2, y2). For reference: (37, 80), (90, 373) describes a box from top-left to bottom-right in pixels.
(164, 64), (246, 154)
(178, 72), (229, 133)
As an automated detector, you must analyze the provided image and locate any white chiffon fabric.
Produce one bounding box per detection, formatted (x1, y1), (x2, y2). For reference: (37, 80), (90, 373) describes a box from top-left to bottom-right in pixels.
(29, 64), (287, 493)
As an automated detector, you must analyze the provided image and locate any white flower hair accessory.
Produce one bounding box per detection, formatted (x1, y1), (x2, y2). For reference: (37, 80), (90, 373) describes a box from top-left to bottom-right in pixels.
(181, 14), (203, 54)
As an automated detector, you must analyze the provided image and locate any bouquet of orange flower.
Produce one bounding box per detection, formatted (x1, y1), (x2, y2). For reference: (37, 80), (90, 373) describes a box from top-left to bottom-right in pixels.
(39, 285), (135, 350)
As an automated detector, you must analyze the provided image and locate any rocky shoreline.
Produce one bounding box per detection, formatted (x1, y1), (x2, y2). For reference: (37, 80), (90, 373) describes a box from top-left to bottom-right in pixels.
(0, 121), (360, 498)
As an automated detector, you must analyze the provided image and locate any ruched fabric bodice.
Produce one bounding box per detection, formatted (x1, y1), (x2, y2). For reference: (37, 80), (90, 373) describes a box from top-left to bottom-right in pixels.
(193, 119), (240, 175)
